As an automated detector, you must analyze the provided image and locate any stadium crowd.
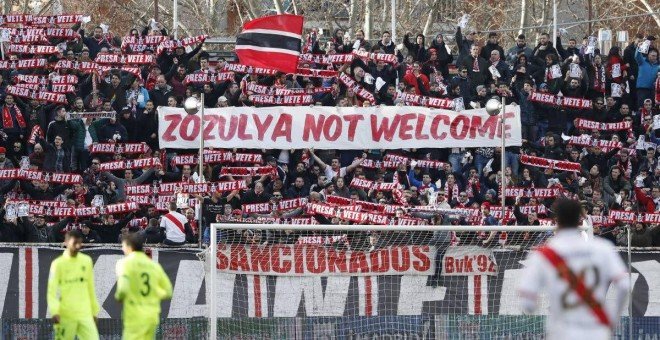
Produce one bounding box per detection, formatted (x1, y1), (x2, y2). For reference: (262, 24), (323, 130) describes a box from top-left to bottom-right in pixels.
(0, 16), (659, 248)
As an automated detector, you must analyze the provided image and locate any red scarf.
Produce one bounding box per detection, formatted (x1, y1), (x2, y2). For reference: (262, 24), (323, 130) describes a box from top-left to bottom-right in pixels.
(75, 188), (88, 204)
(655, 77), (660, 104)
(302, 35), (313, 54)
(639, 107), (651, 126)
(444, 181), (459, 202)
(617, 159), (632, 179)
(2, 105), (26, 129)
(593, 63), (605, 93)
(466, 177), (480, 198)
(187, 218), (198, 235)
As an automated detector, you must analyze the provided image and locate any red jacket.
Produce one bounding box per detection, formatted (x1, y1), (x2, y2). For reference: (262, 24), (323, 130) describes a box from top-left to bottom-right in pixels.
(635, 187), (656, 213)
(403, 72), (430, 95)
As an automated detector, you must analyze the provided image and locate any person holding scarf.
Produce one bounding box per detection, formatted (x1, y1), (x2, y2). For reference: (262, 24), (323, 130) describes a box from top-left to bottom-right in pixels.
(587, 54), (606, 99)
(429, 34), (453, 79)
(1, 94), (28, 148)
(80, 26), (113, 59)
(460, 45), (489, 87)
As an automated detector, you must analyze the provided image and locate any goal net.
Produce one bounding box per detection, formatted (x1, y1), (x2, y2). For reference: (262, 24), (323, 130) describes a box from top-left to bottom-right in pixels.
(201, 222), (565, 339)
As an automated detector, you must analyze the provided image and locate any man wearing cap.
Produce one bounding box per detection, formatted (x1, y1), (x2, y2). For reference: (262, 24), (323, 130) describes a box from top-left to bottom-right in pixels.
(216, 96), (228, 107)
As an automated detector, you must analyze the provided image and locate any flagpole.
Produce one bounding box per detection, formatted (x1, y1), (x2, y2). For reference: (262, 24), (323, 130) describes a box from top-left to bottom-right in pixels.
(552, 0), (558, 47)
(198, 92), (205, 250)
(173, 0), (179, 39)
(391, 0), (396, 42)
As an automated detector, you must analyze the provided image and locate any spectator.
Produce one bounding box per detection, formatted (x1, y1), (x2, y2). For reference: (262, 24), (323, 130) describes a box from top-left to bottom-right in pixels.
(160, 201), (194, 246)
(98, 115), (128, 142)
(80, 26), (113, 59)
(532, 33), (558, 67)
(403, 61), (430, 95)
(455, 27), (477, 63)
(38, 135), (72, 172)
(403, 33), (427, 62)
(429, 34), (453, 79)
(634, 47), (659, 108)
(460, 45), (489, 87)
(376, 31), (402, 60)
(506, 34), (533, 65)
(480, 33), (505, 62)
(1, 94), (27, 146)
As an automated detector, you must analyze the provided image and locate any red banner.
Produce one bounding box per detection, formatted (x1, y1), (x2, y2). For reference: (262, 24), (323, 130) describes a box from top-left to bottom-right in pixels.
(564, 134), (623, 151)
(7, 45), (59, 54)
(520, 154), (582, 172)
(298, 53), (354, 65)
(338, 73), (375, 104)
(528, 91), (592, 110)
(95, 53), (155, 65)
(575, 118), (632, 131)
(121, 35), (168, 48)
(219, 166), (276, 177)
(183, 72), (235, 85)
(155, 35), (207, 54)
(246, 82), (332, 96)
(89, 143), (150, 154)
(398, 93), (455, 109)
(99, 157), (161, 171)
(170, 151), (262, 166)
(504, 187), (560, 198)
(0, 59), (47, 70)
(250, 94), (315, 106)
(0, 169), (82, 184)
(223, 63), (278, 75)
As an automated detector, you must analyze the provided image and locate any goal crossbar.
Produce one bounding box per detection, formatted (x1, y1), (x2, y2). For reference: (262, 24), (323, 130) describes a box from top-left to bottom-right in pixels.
(206, 223), (558, 339)
(209, 223), (557, 232)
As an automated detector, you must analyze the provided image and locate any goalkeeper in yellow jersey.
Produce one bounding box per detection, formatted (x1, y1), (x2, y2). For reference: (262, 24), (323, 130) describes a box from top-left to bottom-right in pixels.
(115, 232), (173, 340)
(47, 230), (100, 340)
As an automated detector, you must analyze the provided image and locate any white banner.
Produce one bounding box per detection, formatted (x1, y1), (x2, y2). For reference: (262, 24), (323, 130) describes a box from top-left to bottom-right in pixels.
(157, 106), (522, 149)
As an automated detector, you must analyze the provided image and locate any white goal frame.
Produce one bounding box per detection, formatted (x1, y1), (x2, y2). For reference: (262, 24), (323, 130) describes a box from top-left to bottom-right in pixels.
(207, 223), (558, 339)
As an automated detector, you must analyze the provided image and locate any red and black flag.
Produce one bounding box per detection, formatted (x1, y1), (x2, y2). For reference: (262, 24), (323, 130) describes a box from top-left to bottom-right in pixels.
(235, 14), (304, 74)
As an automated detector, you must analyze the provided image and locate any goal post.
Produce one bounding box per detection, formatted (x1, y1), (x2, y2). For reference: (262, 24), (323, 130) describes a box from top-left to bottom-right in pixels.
(206, 223), (562, 339)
